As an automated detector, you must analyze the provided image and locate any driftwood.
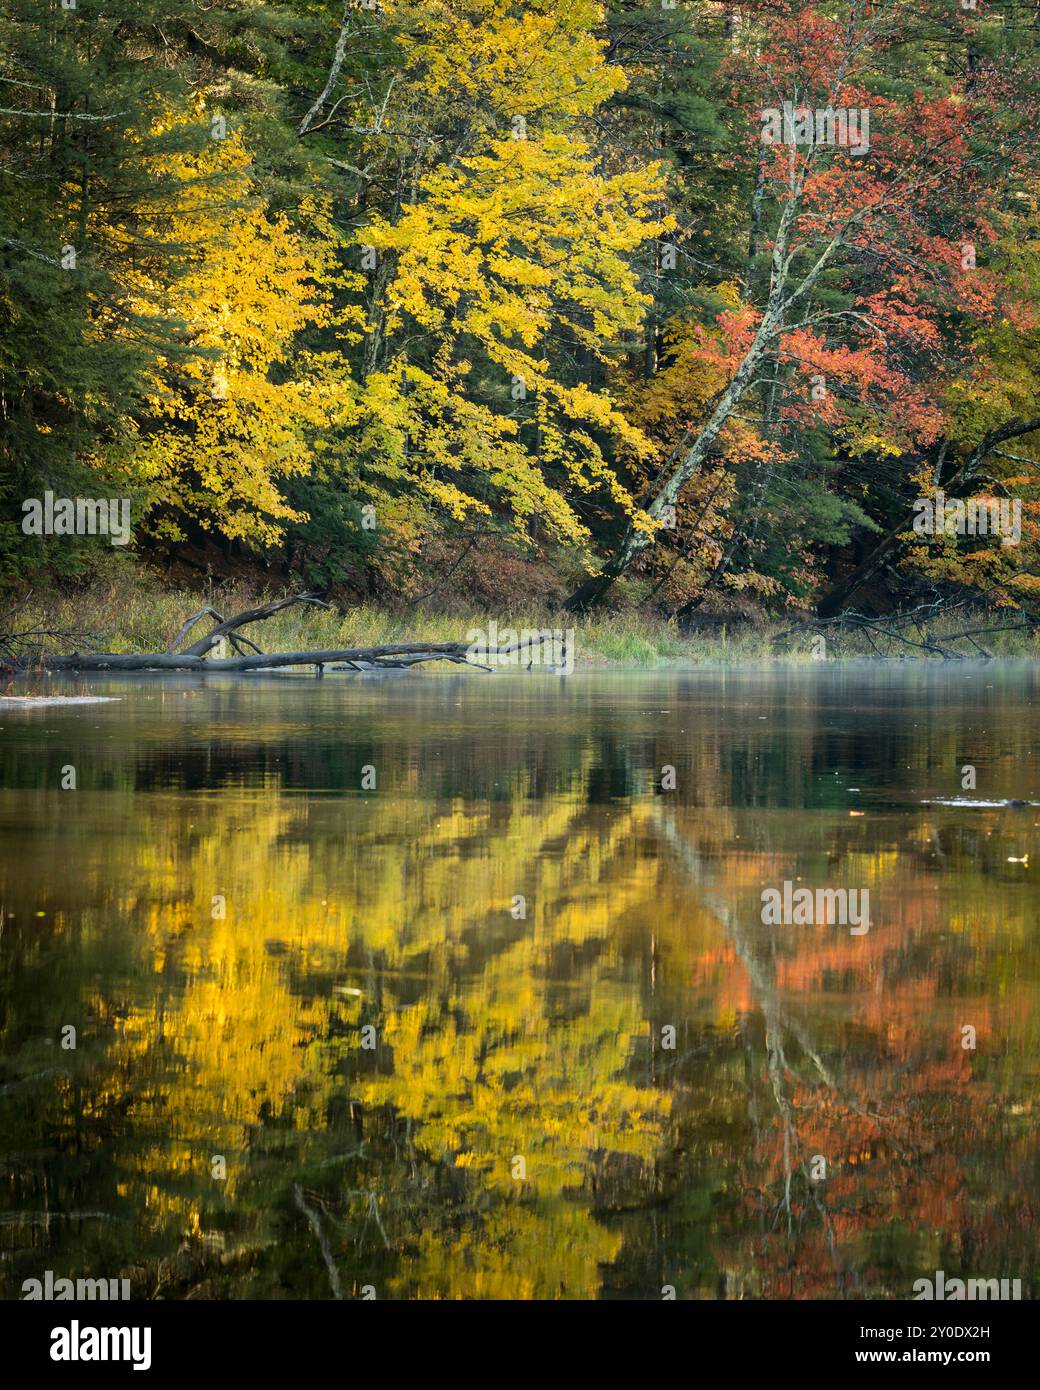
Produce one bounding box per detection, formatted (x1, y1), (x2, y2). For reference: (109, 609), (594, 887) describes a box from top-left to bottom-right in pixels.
(32, 643), (481, 673)
(3, 593), (542, 675)
(771, 601), (1040, 660)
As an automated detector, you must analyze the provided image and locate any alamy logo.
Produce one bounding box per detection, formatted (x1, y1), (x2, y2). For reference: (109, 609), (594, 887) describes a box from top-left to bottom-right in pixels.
(761, 881), (870, 934)
(23, 1271), (131, 1300)
(913, 491), (1021, 547)
(913, 1270), (1022, 1301)
(50, 1320), (151, 1372)
(466, 620), (575, 675)
(760, 102), (870, 155)
(21, 490), (131, 546)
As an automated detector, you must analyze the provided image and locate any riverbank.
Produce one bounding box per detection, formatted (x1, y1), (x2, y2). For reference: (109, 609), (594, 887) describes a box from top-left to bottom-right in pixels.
(7, 577), (1040, 668)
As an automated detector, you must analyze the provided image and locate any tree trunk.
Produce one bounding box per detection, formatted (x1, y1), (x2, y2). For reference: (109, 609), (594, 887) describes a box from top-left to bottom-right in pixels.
(563, 187), (814, 614)
(563, 340), (768, 613)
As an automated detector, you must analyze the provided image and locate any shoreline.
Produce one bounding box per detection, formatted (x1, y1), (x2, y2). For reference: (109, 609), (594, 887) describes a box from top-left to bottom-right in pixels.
(6, 578), (1040, 670)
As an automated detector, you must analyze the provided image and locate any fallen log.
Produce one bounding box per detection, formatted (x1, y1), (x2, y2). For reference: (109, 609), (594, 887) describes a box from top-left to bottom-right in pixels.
(3, 593), (549, 675)
(31, 643), (477, 673)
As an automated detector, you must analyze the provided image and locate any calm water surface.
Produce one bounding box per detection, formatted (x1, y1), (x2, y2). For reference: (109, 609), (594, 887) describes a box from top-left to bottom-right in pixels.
(1, 664), (1038, 1299)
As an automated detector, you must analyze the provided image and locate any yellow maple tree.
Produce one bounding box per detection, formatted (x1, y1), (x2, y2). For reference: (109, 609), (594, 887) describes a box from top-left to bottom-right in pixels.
(108, 107), (360, 545)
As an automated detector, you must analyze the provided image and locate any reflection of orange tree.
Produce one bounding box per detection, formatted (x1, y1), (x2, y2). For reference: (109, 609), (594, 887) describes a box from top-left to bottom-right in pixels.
(652, 806), (1033, 1300)
(82, 772), (670, 1297)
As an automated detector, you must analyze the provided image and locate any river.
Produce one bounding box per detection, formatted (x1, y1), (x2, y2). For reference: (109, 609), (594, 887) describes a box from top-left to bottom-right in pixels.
(1, 663), (1037, 1299)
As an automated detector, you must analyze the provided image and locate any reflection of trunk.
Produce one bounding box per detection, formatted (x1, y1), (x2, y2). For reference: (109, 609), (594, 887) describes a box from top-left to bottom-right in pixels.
(650, 808), (847, 1100)
(649, 805), (873, 1269)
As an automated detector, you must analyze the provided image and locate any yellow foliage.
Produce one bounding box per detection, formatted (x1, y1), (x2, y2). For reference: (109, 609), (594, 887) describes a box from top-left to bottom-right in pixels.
(346, 0), (670, 549)
(110, 110), (359, 544)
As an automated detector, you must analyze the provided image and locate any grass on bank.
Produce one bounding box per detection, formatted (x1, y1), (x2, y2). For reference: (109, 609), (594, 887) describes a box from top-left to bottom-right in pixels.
(7, 574), (1040, 667)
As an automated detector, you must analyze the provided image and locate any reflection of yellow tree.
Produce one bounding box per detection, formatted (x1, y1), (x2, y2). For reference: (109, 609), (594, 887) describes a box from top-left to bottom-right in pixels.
(86, 771), (671, 1296)
(8, 726), (1039, 1299)
(363, 804), (669, 1296)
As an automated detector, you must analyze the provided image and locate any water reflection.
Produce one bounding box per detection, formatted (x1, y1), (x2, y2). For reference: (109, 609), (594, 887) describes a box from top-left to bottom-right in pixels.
(1, 666), (1037, 1298)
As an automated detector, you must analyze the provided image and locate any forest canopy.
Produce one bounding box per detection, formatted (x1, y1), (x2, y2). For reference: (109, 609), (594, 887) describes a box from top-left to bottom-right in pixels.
(3, 0), (1040, 621)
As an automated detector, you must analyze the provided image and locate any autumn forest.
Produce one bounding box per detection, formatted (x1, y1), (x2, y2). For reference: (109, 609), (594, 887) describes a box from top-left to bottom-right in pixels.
(4, 0), (1040, 633)
(3, 1), (1040, 1336)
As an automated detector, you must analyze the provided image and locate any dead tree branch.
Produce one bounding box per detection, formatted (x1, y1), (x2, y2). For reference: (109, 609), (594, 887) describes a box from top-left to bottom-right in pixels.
(176, 593), (331, 658)
(771, 608), (1040, 660)
(7, 594), (563, 675)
